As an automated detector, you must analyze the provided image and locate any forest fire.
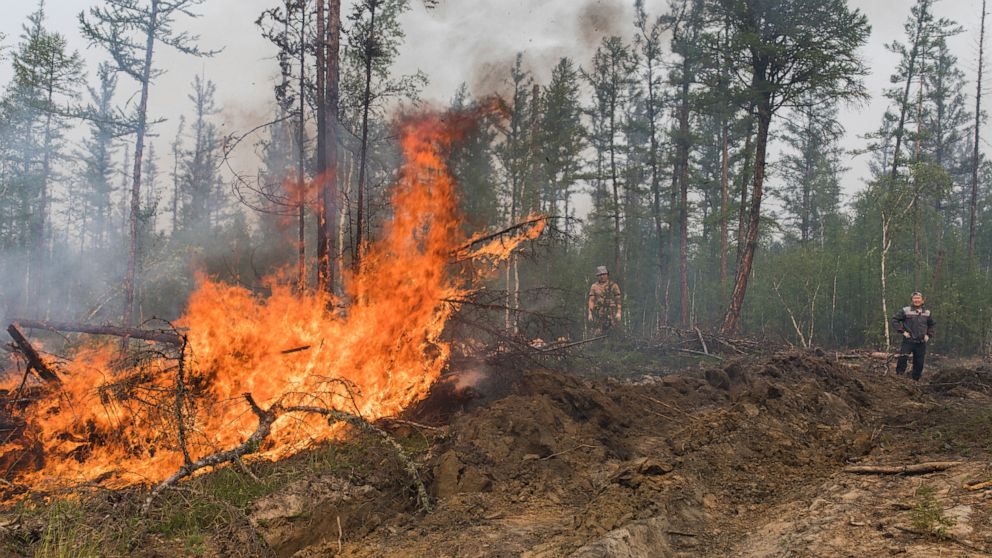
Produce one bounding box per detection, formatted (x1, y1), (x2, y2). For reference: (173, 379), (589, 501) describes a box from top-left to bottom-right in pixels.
(0, 112), (544, 496)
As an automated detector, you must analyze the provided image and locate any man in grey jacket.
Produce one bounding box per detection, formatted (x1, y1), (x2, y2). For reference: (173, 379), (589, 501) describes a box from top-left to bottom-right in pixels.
(892, 291), (936, 381)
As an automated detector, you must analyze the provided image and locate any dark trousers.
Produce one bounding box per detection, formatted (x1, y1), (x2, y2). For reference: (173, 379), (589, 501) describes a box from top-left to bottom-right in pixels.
(895, 338), (927, 380)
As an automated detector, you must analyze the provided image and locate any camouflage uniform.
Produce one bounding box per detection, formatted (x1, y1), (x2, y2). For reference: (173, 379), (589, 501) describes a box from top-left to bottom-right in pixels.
(588, 280), (622, 333)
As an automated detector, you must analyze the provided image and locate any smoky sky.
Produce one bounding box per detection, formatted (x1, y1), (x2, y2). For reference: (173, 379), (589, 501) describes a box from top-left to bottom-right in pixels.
(0, 0), (989, 206)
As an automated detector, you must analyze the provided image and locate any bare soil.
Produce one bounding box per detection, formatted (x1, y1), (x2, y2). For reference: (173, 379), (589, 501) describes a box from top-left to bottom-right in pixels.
(3, 351), (992, 557)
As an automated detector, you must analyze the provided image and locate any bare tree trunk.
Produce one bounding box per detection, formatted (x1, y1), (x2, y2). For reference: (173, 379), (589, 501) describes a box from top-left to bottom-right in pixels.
(889, 1), (928, 183)
(881, 216), (892, 348)
(677, 69), (690, 328)
(736, 110), (754, 272)
(645, 55), (664, 331)
(325, 0), (341, 293)
(609, 101), (622, 281)
(315, 0), (328, 292)
(721, 98), (770, 335)
(970, 0), (987, 259)
(296, 6), (307, 293)
(123, 0), (159, 327)
(719, 121), (729, 285)
(354, 1), (377, 273)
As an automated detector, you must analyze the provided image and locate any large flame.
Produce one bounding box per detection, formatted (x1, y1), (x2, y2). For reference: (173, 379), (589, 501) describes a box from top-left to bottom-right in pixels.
(1, 111), (544, 492)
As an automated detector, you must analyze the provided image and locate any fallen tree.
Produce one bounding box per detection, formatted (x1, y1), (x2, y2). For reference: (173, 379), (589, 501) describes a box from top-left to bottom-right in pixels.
(843, 461), (962, 475)
(6, 324), (61, 385)
(13, 319), (182, 346)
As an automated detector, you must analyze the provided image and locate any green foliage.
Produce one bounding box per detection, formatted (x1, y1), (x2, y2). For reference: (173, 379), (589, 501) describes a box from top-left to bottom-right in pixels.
(910, 484), (955, 539)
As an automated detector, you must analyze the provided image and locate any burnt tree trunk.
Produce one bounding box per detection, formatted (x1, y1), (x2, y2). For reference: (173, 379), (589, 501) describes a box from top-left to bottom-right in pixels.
(315, 0), (328, 292)
(319, 0), (341, 293)
(296, 2), (308, 292)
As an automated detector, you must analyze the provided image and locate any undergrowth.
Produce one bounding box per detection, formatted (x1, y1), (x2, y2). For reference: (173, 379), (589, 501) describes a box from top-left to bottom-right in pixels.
(910, 484), (955, 539)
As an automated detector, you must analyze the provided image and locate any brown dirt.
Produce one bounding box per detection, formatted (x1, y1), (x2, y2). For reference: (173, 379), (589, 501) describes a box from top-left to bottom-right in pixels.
(240, 352), (992, 557)
(4, 352), (992, 557)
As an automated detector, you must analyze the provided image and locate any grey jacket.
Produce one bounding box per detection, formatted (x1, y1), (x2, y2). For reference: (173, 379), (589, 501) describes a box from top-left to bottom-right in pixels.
(893, 305), (935, 342)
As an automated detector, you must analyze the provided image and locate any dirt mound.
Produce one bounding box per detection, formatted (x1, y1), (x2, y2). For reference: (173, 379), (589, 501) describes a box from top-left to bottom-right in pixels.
(318, 352), (919, 557)
(9, 352), (991, 557)
(928, 363), (992, 396)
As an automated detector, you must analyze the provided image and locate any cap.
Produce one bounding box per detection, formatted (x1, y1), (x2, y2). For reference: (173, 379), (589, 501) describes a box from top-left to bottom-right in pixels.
(596, 266), (608, 276)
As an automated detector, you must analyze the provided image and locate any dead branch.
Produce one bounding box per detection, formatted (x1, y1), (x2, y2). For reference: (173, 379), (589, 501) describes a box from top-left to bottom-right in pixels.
(538, 335), (607, 353)
(144, 395), (432, 515)
(694, 327), (709, 355)
(174, 335), (192, 468)
(6, 324), (60, 385)
(284, 404), (430, 513)
(14, 319), (182, 346)
(843, 461), (963, 475)
(676, 348), (724, 361)
(143, 393), (276, 513)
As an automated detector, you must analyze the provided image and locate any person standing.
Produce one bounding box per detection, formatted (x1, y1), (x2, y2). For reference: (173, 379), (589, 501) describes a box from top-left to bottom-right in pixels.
(892, 291), (935, 381)
(588, 266), (622, 334)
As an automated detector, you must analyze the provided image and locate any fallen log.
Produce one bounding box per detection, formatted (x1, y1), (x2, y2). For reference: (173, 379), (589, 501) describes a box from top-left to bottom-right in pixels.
(965, 480), (992, 491)
(14, 319), (181, 346)
(843, 461), (962, 475)
(6, 324), (61, 386)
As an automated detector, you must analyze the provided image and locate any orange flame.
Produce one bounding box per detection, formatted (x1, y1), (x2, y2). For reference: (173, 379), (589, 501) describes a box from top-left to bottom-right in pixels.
(2, 111), (543, 492)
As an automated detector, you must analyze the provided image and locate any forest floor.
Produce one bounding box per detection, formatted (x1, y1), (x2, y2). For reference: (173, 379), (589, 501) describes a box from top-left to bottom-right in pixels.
(1, 347), (991, 557)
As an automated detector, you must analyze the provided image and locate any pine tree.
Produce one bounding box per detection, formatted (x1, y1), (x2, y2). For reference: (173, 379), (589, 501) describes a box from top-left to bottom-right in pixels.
(77, 62), (119, 250)
(583, 36), (637, 281)
(538, 58), (584, 241)
(343, 0), (426, 271)
(777, 97), (845, 244)
(449, 84), (499, 231)
(80, 0), (216, 326)
(179, 74), (221, 237)
(0, 2), (84, 314)
(713, 0), (871, 334)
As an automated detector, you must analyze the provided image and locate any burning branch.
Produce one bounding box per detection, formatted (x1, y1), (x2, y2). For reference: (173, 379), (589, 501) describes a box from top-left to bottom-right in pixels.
(451, 214), (548, 262)
(6, 324), (60, 386)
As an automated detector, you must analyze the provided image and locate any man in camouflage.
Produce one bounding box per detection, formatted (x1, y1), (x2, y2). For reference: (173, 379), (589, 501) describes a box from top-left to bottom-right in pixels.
(587, 266), (622, 334)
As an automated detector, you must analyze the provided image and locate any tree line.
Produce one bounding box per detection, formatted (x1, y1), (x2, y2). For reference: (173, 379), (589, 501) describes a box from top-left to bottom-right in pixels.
(2, 0), (992, 355)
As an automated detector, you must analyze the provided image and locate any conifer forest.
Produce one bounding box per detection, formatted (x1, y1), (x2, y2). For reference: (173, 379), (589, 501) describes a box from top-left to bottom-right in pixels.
(2, 1), (992, 556)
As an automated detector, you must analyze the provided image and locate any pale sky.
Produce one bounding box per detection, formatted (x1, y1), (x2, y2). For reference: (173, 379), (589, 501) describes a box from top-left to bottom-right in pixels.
(0, 0), (989, 208)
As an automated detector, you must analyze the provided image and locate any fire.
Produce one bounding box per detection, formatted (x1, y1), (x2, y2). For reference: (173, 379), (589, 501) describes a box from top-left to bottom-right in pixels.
(1, 111), (542, 493)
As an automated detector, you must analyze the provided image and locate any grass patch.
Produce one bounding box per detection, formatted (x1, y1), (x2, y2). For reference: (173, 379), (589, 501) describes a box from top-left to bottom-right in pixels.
(2, 429), (433, 556)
